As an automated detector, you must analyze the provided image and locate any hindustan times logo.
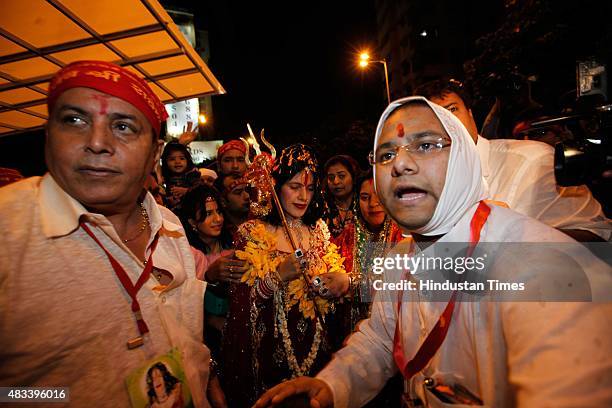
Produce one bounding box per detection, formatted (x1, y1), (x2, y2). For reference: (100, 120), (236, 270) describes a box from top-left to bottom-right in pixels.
(372, 253), (487, 275)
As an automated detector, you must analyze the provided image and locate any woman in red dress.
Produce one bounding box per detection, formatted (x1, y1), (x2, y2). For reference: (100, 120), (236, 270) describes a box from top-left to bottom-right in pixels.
(220, 144), (348, 407)
(333, 169), (404, 340)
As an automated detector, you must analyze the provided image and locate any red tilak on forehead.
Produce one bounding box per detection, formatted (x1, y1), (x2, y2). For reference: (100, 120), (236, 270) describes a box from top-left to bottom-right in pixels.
(92, 94), (109, 115)
(396, 123), (405, 138)
(368, 178), (374, 188)
(302, 169), (310, 187)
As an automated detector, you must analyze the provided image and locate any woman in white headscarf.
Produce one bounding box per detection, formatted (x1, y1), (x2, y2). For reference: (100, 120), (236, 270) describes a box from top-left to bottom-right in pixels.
(254, 97), (612, 408)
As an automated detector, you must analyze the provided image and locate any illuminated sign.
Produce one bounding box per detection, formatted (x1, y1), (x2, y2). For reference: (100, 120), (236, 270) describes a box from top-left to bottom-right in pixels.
(165, 98), (199, 138)
(188, 140), (224, 164)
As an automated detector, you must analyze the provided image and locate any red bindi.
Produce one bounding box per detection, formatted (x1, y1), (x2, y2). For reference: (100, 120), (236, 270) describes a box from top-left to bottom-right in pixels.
(92, 94), (109, 115)
(396, 123), (405, 138)
(302, 170), (310, 187)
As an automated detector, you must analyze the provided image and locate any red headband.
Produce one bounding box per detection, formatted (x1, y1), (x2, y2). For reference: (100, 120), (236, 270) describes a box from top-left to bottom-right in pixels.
(218, 139), (247, 157)
(225, 177), (248, 192)
(47, 60), (168, 135)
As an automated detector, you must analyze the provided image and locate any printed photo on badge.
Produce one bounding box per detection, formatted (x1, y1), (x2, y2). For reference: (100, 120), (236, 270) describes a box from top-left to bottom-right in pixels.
(125, 348), (193, 408)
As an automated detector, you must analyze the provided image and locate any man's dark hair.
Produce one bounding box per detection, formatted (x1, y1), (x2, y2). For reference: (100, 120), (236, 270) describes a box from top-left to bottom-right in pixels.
(214, 173), (243, 197)
(414, 78), (472, 110)
(214, 173), (227, 194)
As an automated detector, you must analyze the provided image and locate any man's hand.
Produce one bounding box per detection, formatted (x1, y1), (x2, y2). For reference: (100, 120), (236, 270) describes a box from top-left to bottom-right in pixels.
(253, 377), (333, 408)
(206, 252), (248, 284)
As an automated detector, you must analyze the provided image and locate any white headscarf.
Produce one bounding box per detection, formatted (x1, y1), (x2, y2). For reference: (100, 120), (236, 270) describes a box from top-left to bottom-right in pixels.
(199, 168), (218, 180)
(372, 96), (488, 236)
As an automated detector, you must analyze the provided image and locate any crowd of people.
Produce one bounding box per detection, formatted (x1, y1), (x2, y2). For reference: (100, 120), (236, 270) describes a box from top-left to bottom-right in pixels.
(0, 60), (610, 408)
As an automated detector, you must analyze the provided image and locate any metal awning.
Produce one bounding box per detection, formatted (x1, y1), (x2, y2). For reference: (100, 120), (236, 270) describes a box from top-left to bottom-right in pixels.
(0, 0), (226, 137)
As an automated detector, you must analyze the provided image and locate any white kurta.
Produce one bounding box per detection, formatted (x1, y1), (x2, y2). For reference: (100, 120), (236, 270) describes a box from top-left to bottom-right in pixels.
(317, 204), (612, 408)
(476, 136), (611, 241)
(0, 175), (210, 407)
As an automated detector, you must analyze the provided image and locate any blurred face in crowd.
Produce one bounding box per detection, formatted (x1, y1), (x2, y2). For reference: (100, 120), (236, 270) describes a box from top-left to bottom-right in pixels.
(280, 169), (315, 219)
(326, 163), (353, 201)
(359, 178), (385, 229)
(166, 150), (188, 175)
(222, 175), (250, 214)
(430, 91), (478, 143)
(374, 103), (450, 231)
(219, 149), (247, 176)
(201, 175), (216, 187)
(194, 199), (224, 239)
(45, 87), (163, 213)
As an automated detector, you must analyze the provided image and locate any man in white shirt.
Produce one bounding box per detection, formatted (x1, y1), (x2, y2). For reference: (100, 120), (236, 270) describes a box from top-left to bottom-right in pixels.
(415, 78), (610, 242)
(0, 61), (215, 407)
(254, 97), (612, 407)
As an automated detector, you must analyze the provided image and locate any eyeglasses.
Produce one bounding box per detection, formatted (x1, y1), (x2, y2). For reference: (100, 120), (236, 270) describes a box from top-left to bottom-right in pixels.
(368, 136), (451, 166)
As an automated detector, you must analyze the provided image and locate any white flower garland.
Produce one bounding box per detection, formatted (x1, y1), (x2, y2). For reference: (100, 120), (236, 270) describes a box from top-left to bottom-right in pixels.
(275, 289), (322, 378)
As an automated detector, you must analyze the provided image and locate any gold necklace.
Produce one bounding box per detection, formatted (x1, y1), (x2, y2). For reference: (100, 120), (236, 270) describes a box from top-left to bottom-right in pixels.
(122, 203), (150, 243)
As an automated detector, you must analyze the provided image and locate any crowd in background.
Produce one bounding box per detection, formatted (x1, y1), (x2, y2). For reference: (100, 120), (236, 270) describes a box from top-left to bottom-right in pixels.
(129, 78), (610, 406)
(1, 63), (610, 408)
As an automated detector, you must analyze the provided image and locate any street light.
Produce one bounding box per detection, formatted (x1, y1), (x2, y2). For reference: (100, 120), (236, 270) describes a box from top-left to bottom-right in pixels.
(358, 51), (391, 105)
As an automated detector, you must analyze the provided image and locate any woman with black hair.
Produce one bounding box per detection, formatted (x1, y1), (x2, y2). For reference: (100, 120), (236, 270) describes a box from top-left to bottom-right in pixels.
(322, 155), (362, 237)
(180, 186), (234, 360)
(161, 142), (200, 212)
(146, 362), (183, 408)
(332, 169), (404, 337)
(220, 144), (349, 407)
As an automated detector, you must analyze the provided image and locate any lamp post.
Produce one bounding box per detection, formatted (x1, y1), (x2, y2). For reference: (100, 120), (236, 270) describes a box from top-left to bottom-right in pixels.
(359, 52), (391, 105)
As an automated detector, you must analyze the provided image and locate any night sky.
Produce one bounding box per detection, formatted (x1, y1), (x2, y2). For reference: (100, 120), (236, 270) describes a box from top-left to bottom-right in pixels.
(2, 0), (610, 177)
(179, 1), (385, 145)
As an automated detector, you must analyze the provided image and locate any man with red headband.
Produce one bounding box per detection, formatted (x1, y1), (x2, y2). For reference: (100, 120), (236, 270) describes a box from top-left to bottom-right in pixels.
(0, 61), (218, 407)
(216, 139), (247, 176)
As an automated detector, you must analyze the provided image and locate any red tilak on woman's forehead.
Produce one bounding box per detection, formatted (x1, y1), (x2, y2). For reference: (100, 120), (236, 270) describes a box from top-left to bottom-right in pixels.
(302, 169), (310, 186)
(396, 123), (405, 138)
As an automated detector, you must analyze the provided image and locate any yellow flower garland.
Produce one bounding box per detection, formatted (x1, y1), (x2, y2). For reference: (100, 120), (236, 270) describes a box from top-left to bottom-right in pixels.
(235, 220), (347, 319)
(236, 222), (282, 286)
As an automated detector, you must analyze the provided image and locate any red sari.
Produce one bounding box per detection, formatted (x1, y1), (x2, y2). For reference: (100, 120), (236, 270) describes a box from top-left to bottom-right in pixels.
(220, 220), (340, 407)
(331, 218), (404, 345)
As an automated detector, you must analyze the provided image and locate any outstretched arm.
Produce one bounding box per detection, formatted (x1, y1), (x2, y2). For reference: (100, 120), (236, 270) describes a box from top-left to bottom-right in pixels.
(255, 280), (402, 408)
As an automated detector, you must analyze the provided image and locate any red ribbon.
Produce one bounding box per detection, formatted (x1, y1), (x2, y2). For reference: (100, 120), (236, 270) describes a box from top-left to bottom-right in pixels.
(393, 201), (491, 381)
(81, 222), (159, 336)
